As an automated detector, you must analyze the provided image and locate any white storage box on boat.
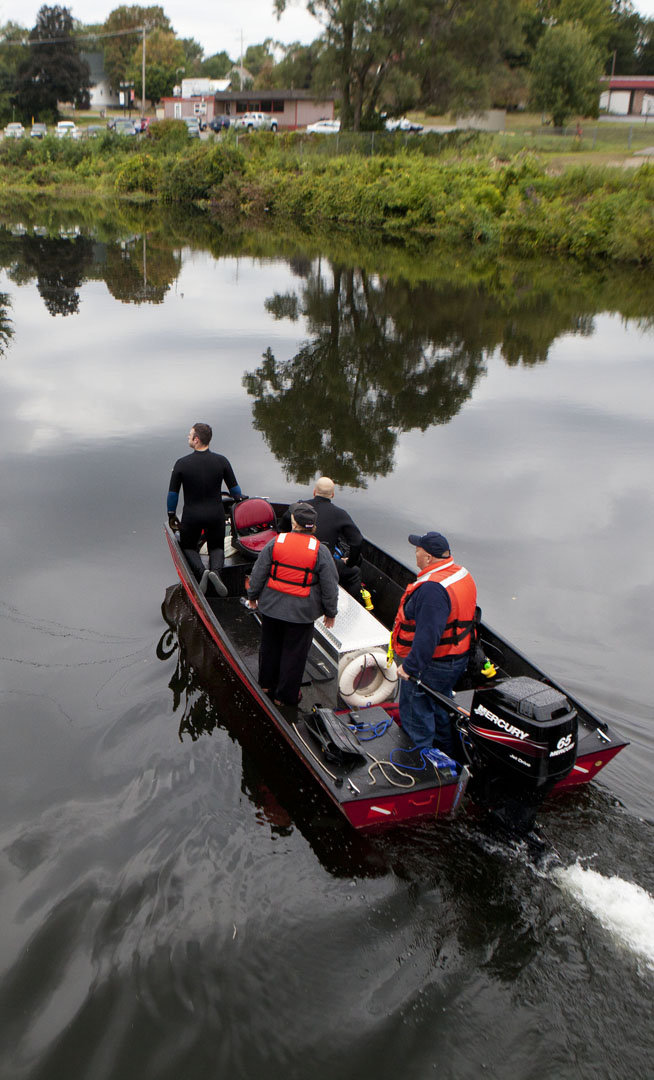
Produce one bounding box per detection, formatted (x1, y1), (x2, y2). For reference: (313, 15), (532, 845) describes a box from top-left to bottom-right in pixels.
(313, 588), (398, 705)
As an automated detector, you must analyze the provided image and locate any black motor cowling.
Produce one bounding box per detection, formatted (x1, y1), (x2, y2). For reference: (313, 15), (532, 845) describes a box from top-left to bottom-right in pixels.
(467, 676), (578, 785)
(463, 676), (577, 835)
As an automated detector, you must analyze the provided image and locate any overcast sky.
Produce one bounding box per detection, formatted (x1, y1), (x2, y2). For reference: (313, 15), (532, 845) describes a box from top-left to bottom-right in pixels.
(1, 1), (322, 56)
(1, 1), (653, 60)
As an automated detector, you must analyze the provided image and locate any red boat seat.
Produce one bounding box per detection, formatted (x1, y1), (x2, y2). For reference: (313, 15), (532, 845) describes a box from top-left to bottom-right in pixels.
(231, 497), (278, 558)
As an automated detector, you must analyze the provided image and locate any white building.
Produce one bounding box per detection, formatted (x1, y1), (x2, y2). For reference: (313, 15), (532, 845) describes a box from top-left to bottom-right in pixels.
(177, 77), (231, 97)
(599, 76), (654, 117)
(81, 51), (120, 110)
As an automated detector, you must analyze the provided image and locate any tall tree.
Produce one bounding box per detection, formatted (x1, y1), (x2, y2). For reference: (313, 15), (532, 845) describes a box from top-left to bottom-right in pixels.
(13, 6), (90, 120)
(180, 37), (204, 76)
(0, 22), (29, 122)
(411, 0), (524, 116)
(276, 0), (524, 128)
(537, 0), (614, 55)
(637, 18), (654, 75)
(102, 5), (171, 90)
(276, 0), (366, 128)
(282, 1), (420, 129)
(243, 41), (275, 77)
(127, 28), (185, 104)
(201, 50), (233, 79)
(270, 41), (323, 89)
(530, 21), (603, 126)
(606, 3), (645, 75)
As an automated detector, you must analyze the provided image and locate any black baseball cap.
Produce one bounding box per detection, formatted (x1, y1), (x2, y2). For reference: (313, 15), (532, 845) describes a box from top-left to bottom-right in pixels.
(290, 501), (318, 529)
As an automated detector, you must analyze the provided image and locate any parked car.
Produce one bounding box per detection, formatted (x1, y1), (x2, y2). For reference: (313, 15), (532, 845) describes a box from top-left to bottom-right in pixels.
(306, 118), (341, 134)
(183, 117), (201, 138)
(30, 123), (47, 139)
(209, 115), (230, 133)
(85, 125), (105, 138)
(384, 116), (423, 132)
(55, 121), (80, 139)
(233, 111), (278, 133)
(114, 118), (138, 136)
(4, 122), (25, 139)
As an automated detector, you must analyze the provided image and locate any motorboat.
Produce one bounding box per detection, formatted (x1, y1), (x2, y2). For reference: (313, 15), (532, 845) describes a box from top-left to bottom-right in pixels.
(164, 498), (628, 836)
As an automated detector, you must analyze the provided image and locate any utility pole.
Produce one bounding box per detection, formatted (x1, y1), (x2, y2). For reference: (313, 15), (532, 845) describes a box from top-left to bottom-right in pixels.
(141, 25), (146, 116)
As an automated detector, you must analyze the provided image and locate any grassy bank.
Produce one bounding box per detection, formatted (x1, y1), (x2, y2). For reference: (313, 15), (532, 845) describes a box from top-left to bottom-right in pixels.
(0, 123), (652, 264)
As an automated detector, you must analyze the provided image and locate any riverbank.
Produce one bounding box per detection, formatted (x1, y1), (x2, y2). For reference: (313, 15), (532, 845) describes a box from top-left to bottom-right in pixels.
(0, 125), (652, 263)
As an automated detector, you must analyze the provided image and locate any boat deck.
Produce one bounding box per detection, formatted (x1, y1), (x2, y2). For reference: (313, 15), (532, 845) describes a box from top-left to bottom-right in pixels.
(206, 591), (465, 809)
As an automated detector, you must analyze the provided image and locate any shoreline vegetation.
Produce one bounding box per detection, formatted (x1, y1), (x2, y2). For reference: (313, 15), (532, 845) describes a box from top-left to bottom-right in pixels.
(0, 122), (652, 264)
(1, 192), (653, 342)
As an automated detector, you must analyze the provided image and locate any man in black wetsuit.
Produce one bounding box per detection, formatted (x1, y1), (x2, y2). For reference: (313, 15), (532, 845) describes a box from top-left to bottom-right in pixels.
(167, 422), (243, 597)
(279, 477), (363, 598)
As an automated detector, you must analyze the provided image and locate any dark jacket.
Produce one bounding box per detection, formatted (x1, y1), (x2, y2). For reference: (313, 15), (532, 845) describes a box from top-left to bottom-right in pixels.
(168, 450), (237, 522)
(279, 496), (362, 566)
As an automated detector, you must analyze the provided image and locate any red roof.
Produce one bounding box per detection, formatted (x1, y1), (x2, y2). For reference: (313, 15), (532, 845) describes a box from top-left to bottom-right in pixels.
(601, 76), (654, 91)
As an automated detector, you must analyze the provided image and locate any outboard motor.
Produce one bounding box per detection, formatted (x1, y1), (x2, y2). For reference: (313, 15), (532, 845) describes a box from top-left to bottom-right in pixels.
(463, 676), (577, 836)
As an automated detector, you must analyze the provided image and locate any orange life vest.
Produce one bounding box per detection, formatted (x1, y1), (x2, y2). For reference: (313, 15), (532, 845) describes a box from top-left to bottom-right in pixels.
(392, 559), (477, 660)
(267, 532), (320, 597)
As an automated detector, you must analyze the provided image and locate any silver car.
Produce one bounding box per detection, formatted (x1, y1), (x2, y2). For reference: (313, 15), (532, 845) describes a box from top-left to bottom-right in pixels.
(183, 117), (201, 138)
(4, 122), (25, 139)
(55, 121), (80, 140)
(306, 119), (340, 134)
(114, 118), (138, 136)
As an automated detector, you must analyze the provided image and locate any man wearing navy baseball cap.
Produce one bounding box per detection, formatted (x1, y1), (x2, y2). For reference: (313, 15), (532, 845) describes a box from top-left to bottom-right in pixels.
(390, 530), (477, 758)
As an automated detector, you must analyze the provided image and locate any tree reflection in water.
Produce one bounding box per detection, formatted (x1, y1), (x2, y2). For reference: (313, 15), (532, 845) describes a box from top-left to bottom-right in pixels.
(0, 226), (181, 314)
(0, 292), (12, 354)
(245, 265), (487, 487)
(8, 234), (95, 316)
(244, 252), (654, 488)
(103, 236), (181, 305)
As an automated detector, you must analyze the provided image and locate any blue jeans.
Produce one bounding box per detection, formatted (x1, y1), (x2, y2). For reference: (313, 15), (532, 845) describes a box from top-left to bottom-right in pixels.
(399, 654), (468, 757)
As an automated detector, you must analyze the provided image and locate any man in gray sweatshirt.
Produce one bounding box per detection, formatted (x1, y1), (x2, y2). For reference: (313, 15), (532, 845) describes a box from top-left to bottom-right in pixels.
(247, 502), (339, 706)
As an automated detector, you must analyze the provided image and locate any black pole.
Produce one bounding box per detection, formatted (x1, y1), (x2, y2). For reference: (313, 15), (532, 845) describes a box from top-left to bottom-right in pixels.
(407, 675), (471, 719)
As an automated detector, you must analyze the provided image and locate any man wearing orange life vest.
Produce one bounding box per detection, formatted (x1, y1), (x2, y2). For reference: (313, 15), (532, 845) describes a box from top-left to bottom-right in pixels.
(247, 502), (339, 707)
(393, 531), (477, 758)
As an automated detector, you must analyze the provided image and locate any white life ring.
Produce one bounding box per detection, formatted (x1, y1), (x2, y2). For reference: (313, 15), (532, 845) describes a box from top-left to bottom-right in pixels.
(339, 649), (398, 708)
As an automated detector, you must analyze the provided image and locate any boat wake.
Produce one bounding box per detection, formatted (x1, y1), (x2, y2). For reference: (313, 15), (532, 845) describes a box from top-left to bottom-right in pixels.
(460, 826), (654, 973)
(552, 862), (654, 971)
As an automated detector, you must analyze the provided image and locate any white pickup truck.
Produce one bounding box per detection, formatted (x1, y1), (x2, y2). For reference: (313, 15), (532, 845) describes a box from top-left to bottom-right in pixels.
(233, 112), (278, 132)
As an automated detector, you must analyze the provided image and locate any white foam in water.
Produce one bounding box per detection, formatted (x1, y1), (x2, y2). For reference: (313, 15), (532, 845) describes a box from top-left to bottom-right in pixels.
(553, 862), (654, 969)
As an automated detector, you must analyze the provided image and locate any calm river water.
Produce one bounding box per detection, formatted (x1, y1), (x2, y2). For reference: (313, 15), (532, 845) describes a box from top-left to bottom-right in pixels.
(0, 215), (652, 1080)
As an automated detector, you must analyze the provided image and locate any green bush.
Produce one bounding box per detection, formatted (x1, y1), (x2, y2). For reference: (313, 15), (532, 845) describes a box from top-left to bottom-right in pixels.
(0, 137), (37, 166)
(25, 163), (64, 186)
(0, 131), (651, 263)
(115, 153), (162, 193)
(159, 141), (246, 202)
(147, 120), (190, 153)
